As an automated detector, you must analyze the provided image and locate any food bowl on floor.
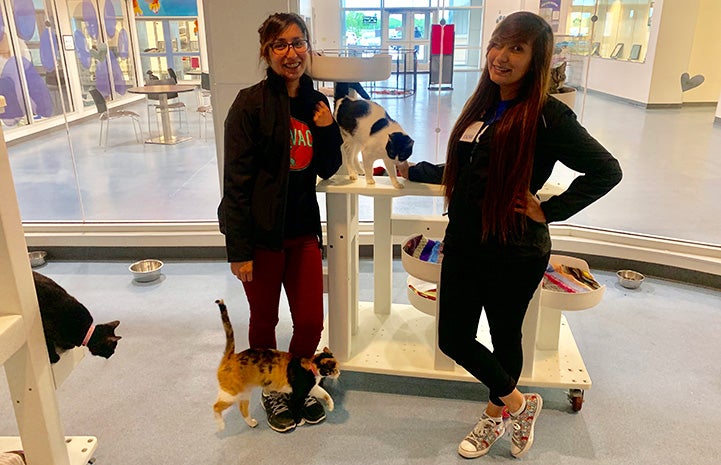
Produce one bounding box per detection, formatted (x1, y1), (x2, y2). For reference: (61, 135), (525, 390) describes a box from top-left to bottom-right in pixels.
(617, 269), (644, 289)
(129, 259), (163, 282)
(28, 250), (47, 267)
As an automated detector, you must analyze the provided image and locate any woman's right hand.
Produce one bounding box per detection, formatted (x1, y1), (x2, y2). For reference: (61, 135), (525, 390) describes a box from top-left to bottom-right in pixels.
(230, 261), (253, 282)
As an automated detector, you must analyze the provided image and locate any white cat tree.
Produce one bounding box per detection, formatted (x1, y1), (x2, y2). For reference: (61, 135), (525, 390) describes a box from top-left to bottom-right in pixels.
(0, 97), (97, 464)
(317, 176), (603, 411)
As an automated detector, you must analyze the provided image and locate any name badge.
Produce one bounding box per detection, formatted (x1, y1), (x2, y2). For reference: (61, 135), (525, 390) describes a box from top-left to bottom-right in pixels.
(460, 121), (486, 143)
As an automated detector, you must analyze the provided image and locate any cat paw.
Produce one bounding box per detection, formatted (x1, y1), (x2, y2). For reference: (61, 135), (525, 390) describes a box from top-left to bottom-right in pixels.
(391, 181), (404, 189)
(349, 173), (358, 180)
(244, 417), (258, 428)
(215, 419), (226, 431)
(365, 177), (376, 185)
(324, 397), (334, 411)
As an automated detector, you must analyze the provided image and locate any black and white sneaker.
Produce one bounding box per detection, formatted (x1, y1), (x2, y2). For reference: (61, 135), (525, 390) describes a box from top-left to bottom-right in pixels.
(261, 391), (296, 433)
(300, 395), (326, 425)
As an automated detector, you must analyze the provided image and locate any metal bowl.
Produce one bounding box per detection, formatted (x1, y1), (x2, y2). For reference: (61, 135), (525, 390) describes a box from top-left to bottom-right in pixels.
(28, 250), (47, 267)
(617, 269), (644, 289)
(129, 259), (163, 282)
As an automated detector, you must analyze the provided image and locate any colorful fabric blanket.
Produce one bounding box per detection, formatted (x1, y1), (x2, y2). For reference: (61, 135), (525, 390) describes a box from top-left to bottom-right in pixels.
(403, 235), (444, 264)
(542, 263), (601, 293)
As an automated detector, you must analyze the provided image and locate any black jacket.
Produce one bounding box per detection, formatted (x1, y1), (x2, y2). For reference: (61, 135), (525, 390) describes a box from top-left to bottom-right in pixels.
(444, 96), (622, 258)
(218, 69), (343, 262)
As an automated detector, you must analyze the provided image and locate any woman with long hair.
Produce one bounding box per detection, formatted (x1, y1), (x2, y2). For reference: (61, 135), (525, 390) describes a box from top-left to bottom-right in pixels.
(437, 12), (621, 458)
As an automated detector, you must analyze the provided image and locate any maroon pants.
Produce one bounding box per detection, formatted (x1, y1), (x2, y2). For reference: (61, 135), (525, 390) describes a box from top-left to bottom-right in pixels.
(241, 234), (324, 358)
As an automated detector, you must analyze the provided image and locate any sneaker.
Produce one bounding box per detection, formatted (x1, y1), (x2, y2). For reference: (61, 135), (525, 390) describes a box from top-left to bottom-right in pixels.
(261, 392), (296, 433)
(458, 413), (506, 459)
(300, 395), (326, 424)
(510, 393), (543, 458)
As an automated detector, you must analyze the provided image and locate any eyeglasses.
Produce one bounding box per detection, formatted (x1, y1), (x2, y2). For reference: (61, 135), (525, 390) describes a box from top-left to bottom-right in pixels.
(270, 39), (309, 55)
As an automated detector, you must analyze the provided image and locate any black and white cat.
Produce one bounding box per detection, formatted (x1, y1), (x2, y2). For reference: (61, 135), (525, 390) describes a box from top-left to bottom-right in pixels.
(33, 271), (121, 364)
(334, 97), (414, 189)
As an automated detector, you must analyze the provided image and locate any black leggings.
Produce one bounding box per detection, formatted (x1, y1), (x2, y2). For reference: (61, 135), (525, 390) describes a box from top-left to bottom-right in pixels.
(438, 250), (549, 406)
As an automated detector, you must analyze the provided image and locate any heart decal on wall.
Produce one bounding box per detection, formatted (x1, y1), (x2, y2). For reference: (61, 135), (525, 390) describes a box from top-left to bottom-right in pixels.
(680, 72), (705, 92)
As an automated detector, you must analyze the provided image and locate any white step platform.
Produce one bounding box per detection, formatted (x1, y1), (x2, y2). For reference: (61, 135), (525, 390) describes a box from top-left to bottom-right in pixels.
(320, 301), (591, 389)
(0, 436), (97, 465)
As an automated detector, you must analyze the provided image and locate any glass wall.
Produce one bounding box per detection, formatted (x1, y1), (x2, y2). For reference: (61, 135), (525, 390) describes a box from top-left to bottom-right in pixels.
(0, 0), (74, 128)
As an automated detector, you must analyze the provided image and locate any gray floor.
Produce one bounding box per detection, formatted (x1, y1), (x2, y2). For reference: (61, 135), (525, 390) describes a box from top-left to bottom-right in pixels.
(1, 259), (720, 464)
(6, 72), (721, 245)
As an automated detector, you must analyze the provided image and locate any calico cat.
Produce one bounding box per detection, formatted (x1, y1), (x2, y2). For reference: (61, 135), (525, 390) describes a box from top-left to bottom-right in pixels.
(33, 271), (121, 364)
(333, 96), (414, 189)
(548, 61), (567, 94)
(213, 299), (340, 431)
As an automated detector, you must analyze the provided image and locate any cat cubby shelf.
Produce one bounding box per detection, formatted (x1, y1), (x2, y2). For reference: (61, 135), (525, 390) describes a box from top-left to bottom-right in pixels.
(317, 175), (600, 407)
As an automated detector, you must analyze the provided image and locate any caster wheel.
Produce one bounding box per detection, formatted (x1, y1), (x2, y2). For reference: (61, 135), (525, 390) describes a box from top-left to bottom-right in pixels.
(569, 389), (584, 412)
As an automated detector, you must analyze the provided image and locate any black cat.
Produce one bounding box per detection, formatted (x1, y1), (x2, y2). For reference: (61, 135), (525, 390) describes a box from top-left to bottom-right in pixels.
(33, 271), (121, 364)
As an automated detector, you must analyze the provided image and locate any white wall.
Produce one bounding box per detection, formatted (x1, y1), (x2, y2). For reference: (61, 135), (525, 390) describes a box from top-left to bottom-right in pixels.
(647, 0), (701, 104)
(685, 0), (721, 103)
(310, 0), (341, 51)
(481, 0), (538, 59)
(203, 0), (299, 184)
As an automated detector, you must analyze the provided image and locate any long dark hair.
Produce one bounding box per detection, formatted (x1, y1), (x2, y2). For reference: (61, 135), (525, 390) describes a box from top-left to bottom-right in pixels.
(257, 12), (311, 65)
(442, 11), (553, 243)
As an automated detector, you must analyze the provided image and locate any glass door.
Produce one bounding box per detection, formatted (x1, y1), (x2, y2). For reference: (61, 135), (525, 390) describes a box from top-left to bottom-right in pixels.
(384, 9), (430, 69)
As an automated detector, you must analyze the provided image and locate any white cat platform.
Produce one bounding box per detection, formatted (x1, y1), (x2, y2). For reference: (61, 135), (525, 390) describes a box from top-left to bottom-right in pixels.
(308, 53), (392, 82)
(317, 175), (600, 411)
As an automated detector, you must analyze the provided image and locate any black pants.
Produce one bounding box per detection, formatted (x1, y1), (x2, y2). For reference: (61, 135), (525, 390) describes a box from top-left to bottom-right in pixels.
(438, 250), (549, 406)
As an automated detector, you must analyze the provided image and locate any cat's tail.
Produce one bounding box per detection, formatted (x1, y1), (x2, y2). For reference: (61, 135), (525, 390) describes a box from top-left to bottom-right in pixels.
(215, 299), (234, 358)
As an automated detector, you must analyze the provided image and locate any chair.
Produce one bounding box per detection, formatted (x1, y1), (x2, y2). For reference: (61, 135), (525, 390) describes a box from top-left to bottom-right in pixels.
(146, 77), (187, 135)
(167, 67), (178, 83)
(196, 73), (212, 138)
(89, 88), (143, 148)
(199, 72), (211, 106)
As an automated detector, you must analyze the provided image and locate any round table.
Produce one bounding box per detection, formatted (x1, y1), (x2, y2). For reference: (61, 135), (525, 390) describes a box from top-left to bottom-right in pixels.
(128, 84), (196, 145)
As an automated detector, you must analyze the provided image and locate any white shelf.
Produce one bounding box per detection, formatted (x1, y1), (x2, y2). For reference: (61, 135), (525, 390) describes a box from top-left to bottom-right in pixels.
(320, 302), (591, 389)
(0, 436), (97, 465)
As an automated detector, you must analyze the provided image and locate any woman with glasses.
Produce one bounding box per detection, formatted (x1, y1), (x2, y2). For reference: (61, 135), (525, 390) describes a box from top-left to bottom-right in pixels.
(218, 12), (342, 433)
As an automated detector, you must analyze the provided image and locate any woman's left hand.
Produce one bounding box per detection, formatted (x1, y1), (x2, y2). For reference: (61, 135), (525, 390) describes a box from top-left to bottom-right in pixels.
(313, 101), (334, 127)
(515, 191), (547, 223)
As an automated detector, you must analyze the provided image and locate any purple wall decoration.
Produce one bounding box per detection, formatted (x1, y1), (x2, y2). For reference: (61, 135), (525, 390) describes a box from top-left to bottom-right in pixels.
(95, 60), (111, 97)
(40, 28), (59, 72)
(110, 51), (127, 94)
(0, 58), (26, 121)
(23, 57), (54, 117)
(13, 0), (36, 41)
(74, 29), (91, 68)
(117, 29), (129, 58)
(83, 0), (99, 40)
(104, 0), (117, 38)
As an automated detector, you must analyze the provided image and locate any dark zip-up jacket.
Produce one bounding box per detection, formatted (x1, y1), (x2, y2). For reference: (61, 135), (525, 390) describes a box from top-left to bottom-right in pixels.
(444, 96), (622, 259)
(218, 69), (343, 262)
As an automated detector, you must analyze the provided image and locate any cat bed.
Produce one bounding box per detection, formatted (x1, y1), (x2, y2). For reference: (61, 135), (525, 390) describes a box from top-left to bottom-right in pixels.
(541, 255), (605, 311)
(406, 276), (436, 317)
(401, 234), (443, 283)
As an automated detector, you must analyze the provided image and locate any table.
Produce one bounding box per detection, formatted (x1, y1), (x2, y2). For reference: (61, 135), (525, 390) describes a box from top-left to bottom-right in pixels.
(128, 84), (195, 145)
(317, 175), (599, 408)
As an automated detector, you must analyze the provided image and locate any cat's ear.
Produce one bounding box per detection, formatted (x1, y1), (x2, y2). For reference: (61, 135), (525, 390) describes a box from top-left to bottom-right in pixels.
(108, 336), (122, 342)
(106, 320), (120, 329)
(322, 346), (331, 353)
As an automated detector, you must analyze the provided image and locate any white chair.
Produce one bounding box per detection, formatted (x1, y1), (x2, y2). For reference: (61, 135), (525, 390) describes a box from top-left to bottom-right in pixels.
(89, 88), (143, 148)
